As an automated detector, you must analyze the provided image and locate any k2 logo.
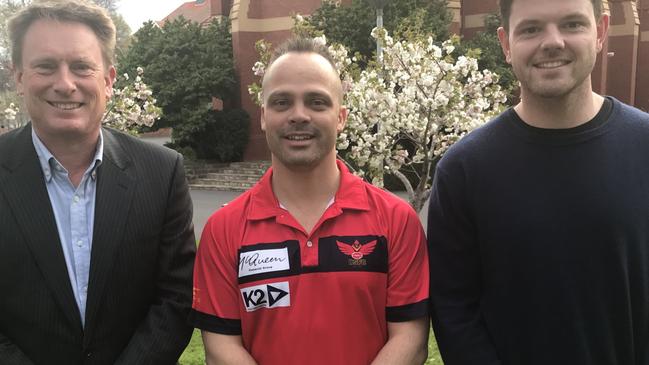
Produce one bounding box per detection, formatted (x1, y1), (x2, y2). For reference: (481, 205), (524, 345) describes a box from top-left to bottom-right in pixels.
(240, 281), (290, 312)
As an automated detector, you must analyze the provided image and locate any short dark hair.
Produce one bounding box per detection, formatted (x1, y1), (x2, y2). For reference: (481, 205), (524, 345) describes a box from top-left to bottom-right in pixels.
(8, 0), (116, 69)
(499, 0), (603, 31)
(267, 37), (339, 76)
(262, 37), (342, 102)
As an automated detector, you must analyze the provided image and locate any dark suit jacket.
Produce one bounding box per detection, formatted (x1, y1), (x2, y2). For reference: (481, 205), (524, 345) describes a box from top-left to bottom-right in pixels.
(0, 125), (196, 365)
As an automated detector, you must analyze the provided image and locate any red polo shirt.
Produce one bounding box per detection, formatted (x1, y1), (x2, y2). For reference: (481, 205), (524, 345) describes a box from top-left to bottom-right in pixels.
(190, 161), (428, 365)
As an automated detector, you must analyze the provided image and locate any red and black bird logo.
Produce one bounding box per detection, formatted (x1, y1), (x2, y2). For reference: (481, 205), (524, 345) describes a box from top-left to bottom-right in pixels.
(336, 239), (377, 260)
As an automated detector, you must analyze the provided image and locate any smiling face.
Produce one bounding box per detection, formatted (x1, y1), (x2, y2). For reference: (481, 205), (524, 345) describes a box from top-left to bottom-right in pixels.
(15, 19), (115, 143)
(497, 0), (608, 101)
(261, 52), (347, 171)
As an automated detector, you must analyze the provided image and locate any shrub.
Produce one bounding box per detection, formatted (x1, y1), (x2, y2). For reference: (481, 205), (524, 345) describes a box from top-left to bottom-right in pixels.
(170, 107), (249, 162)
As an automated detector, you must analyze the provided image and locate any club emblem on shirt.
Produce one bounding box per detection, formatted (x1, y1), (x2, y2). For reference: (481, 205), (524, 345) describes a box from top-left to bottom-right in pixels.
(337, 239), (377, 265)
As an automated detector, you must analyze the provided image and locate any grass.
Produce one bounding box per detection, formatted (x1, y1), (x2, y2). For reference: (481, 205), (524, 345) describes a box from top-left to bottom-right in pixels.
(178, 329), (204, 365)
(180, 329), (443, 364)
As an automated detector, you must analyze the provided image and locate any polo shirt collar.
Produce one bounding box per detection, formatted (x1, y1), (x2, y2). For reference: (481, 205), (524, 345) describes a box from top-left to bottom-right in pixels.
(247, 159), (370, 221)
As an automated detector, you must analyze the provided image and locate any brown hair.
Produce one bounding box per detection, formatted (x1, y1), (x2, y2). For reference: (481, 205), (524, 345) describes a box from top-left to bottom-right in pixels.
(8, 0), (116, 69)
(499, 0), (603, 31)
(262, 37), (343, 102)
(267, 37), (338, 74)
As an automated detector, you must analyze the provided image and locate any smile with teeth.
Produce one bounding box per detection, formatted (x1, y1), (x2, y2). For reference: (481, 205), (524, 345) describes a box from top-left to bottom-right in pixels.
(535, 60), (570, 69)
(48, 101), (83, 110)
(285, 135), (313, 141)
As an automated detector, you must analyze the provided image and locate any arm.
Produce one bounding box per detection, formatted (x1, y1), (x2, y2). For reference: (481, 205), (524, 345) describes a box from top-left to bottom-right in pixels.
(373, 197), (430, 364)
(427, 166), (501, 365)
(189, 194), (254, 362)
(0, 333), (34, 365)
(202, 332), (257, 365)
(115, 154), (196, 364)
(371, 318), (429, 365)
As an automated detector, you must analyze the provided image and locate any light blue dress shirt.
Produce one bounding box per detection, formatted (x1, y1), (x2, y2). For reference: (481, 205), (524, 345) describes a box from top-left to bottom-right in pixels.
(32, 129), (103, 327)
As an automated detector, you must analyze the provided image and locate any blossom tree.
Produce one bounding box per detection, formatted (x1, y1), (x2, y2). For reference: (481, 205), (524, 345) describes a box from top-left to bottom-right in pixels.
(103, 66), (161, 133)
(340, 30), (507, 211)
(250, 31), (507, 212)
(0, 102), (20, 129)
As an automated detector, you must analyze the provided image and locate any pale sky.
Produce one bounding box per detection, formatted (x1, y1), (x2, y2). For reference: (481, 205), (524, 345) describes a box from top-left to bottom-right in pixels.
(117, 0), (189, 32)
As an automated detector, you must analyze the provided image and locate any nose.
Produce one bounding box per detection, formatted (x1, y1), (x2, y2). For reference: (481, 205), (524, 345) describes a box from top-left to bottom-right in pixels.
(53, 66), (77, 95)
(540, 25), (565, 52)
(289, 102), (311, 123)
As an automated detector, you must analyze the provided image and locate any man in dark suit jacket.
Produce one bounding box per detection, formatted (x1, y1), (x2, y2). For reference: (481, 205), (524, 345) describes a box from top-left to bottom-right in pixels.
(0, 1), (195, 364)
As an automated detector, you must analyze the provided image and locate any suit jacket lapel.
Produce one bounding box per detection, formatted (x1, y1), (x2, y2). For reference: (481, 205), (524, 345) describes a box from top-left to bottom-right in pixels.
(0, 125), (82, 331)
(84, 129), (135, 343)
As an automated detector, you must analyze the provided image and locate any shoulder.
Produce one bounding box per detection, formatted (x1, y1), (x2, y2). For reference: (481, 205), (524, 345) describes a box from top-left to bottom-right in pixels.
(102, 128), (185, 179)
(0, 125), (28, 149)
(0, 126), (32, 167)
(202, 188), (253, 239)
(609, 97), (649, 127)
(437, 109), (514, 173)
(103, 127), (180, 162)
(360, 180), (420, 223)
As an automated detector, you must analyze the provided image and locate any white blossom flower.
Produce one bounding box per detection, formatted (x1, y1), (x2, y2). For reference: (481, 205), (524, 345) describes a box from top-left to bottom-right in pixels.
(103, 68), (161, 133)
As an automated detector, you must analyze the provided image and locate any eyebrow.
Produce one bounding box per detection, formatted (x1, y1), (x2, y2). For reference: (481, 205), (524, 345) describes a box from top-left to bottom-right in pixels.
(266, 91), (292, 101)
(267, 90), (333, 100)
(28, 57), (56, 66)
(514, 12), (591, 29)
(562, 13), (591, 22)
(304, 91), (333, 101)
(29, 56), (99, 66)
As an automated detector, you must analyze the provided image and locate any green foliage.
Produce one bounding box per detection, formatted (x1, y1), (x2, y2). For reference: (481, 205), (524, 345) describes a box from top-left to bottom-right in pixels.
(300, 0), (452, 62)
(169, 107), (249, 162)
(119, 18), (236, 127)
(118, 17), (239, 158)
(463, 13), (518, 100)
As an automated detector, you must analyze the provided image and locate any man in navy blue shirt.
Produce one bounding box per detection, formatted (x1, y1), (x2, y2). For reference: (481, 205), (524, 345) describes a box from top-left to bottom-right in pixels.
(428, 0), (649, 364)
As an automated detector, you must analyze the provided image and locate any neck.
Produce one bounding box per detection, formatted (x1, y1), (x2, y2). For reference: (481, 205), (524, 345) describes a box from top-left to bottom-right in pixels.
(515, 84), (604, 129)
(35, 128), (99, 184)
(271, 156), (340, 208)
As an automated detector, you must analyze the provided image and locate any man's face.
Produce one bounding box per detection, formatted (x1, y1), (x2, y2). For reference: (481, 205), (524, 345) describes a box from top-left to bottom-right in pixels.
(15, 19), (115, 141)
(497, 0), (608, 100)
(261, 52), (347, 170)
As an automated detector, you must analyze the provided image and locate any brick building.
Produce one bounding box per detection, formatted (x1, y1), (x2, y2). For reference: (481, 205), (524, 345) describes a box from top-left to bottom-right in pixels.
(161, 0), (649, 160)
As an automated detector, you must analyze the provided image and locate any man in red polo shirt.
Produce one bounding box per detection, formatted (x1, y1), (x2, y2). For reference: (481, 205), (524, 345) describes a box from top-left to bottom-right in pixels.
(190, 37), (429, 365)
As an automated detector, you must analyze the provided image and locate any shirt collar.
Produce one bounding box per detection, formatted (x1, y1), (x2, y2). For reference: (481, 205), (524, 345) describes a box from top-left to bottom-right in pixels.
(31, 128), (104, 183)
(247, 159), (370, 221)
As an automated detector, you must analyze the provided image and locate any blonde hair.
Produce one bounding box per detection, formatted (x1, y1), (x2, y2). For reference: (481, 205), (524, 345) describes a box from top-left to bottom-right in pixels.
(8, 0), (116, 68)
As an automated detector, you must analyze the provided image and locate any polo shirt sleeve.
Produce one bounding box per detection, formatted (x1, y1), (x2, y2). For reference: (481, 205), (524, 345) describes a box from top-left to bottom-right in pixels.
(189, 214), (242, 335)
(385, 203), (429, 322)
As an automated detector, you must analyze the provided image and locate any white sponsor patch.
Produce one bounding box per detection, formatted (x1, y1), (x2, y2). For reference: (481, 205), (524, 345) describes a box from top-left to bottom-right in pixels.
(239, 248), (290, 277)
(240, 281), (290, 312)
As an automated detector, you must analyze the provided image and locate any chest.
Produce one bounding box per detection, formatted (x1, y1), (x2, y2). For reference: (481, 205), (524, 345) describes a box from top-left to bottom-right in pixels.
(235, 212), (390, 312)
(469, 140), (649, 270)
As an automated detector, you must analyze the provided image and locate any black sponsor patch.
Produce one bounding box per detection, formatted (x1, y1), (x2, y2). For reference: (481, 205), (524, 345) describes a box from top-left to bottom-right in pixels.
(310, 235), (388, 273)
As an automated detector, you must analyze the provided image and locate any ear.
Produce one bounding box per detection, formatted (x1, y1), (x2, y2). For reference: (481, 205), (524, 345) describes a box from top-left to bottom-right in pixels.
(14, 65), (24, 96)
(497, 26), (512, 64)
(260, 105), (267, 132)
(105, 65), (116, 99)
(595, 13), (610, 53)
(336, 106), (348, 133)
